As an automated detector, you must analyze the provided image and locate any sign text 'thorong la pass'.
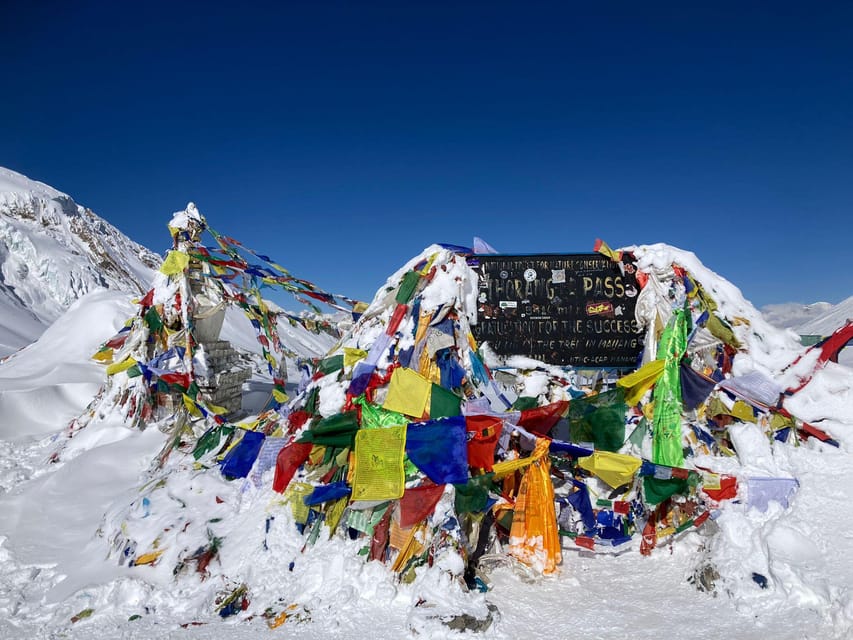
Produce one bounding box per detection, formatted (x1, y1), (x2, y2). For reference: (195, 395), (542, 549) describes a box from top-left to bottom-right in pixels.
(470, 254), (645, 367)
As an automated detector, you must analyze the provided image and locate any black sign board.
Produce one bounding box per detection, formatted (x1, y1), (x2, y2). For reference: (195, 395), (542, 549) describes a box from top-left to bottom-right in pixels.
(470, 254), (644, 367)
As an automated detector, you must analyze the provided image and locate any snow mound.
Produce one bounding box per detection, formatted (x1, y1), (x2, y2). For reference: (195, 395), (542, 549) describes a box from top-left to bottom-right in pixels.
(1, 239), (852, 640)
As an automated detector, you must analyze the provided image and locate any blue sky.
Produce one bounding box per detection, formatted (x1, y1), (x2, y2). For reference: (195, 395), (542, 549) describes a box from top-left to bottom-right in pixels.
(2, 1), (851, 309)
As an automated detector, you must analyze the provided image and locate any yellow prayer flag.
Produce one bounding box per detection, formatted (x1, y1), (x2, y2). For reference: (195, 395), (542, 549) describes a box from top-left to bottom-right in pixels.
(701, 472), (722, 491)
(159, 250), (190, 276)
(325, 497), (348, 537)
(467, 332), (478, 352)
(309, 446), (326, 465)
(286, 482), (313, 524)
(594, 238), (623, 262)
(343, 347), (368, 369)
(492, 456), (536, 480)
(351, 425), (406, 501)
(382, 367), (432, 418)
(419, 253), (438, 276)
(205, 401), (229, 416)
(92, 348), (114, 363)
(106, 356), (136, 375)
(270, 263), (290, 275)
(578, 451), (642, 489)
(134, 549), (164, 566)
(182, 394), (203, 417)
(731, 400), (757, 423)
(272, 388), (289, 403)
(616, 359), (666, 405)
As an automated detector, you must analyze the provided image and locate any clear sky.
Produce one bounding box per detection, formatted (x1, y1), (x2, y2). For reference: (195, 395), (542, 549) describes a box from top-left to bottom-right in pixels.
(2, 1), (851, 309)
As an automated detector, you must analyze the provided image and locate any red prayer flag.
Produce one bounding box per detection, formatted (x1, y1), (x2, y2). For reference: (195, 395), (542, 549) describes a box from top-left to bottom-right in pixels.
(139, 289), (155, 308)
(465, 415), (501, 471)
(159, 372), (191, 389)
(575, 536), (595, 550)
(671, 467), (690, 480)
(640, 509), (658, 556)
(386, 303), (409, 335)
(800, 422), (834, 442)
(287, 410), (312, 433)
(702, 475), (738, 502)
(399, 483), (446, 528)
(518, 400), (570, 435)
(272, 442), (313, 493)
(613, 500), (630, 515)
(369, 508), (392, 562)
(105, 333), (129, 349)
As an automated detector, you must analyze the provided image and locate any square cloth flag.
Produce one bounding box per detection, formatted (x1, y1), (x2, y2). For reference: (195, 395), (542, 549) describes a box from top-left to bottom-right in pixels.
(383, 367), (432, 418)
(352, 425), (407, 501)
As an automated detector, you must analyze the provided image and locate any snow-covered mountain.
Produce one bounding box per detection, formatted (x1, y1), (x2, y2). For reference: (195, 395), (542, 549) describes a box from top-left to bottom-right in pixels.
(760, 301), (834, 330)
(0, 167), (160, 357)
(762, 297), (853, 367)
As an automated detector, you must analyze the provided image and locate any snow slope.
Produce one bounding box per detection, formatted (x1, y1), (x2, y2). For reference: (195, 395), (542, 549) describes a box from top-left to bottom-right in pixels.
(0, 242), (852, 640)
(760, 301), (834, 331)
(0, 167), (160, 357)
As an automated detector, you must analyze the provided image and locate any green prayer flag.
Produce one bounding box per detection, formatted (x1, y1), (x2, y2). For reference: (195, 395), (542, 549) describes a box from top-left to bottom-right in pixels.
(186, 381), (201, 400)
(318, 354), (344, 375)
(512, 396), (539, 411)
(297, 410), (360, 448)
(303, 387), (319, 415)
(430, 383), (462, 418)
(569, 387), (628, 452)
(144, 307), (164, 332)
(643, 475), (689, 505)
(355, 396), (407, 429)
(628, 417), (648, 449)
(454, 473), (494, 513)
(395, 270), (421, 304)
(192, 425), (235, 460)
(652, 309), (687, 467)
